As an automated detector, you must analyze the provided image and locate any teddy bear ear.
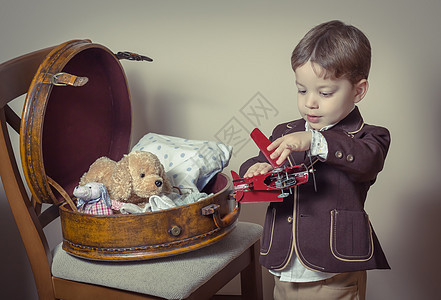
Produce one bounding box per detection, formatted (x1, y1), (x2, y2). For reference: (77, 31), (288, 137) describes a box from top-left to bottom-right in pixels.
(158, 162), (173, 194)
(110, 155), (132, 201)
(163, 177), (173, 194)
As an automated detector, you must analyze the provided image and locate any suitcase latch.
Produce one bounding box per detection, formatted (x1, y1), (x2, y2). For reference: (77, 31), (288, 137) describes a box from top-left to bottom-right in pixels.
(201, 203), (220, 216)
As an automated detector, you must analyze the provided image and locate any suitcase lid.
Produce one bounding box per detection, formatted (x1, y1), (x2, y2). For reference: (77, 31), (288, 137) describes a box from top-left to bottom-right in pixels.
(20, 39), (133, 205)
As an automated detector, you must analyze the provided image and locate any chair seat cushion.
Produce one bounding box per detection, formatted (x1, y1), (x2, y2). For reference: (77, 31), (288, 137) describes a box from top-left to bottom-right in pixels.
(51, 221), (262, 299)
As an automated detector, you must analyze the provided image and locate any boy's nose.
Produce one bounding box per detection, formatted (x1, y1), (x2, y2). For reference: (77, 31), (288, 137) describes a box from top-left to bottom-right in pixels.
(305, 94), (318, 109)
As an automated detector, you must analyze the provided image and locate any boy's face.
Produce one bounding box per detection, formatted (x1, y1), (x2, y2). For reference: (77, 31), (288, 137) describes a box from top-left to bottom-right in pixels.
(295, 61), (367, 130)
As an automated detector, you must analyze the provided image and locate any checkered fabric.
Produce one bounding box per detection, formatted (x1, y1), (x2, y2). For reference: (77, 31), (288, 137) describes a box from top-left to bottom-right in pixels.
(83, 200), (113, 215)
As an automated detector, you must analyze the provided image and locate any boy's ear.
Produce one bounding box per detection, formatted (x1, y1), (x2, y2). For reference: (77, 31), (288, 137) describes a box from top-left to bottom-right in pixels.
(353, 79), (369, 103)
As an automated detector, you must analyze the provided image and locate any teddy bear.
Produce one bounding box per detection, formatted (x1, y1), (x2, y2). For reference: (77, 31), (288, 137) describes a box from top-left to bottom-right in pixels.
(79, 151), (173, 210)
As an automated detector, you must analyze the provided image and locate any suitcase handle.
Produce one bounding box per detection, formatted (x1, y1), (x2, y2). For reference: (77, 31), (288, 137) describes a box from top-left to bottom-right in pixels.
(47, 176), (78, 212)
(201, 201), (240, 229)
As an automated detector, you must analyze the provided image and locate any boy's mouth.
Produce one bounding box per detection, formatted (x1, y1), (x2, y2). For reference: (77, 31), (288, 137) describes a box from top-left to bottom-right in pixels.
(307, 114), (321, 123)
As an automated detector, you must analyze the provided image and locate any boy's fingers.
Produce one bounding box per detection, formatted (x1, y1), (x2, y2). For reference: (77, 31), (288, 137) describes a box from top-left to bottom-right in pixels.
(244, 163), (272, 178)
(270, 148), (281, 159)
(276, 149), (290, 165)
(270, 142), (290, 159)
(267, 138), (282, 151)
(262, 165), (272, 174)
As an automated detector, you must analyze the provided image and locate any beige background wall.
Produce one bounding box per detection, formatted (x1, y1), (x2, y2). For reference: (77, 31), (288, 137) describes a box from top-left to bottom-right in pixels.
(1, 0), (440, 299)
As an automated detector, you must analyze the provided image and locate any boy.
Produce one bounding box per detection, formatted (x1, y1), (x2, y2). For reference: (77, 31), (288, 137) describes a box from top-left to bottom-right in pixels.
(239, 20), (390, 300)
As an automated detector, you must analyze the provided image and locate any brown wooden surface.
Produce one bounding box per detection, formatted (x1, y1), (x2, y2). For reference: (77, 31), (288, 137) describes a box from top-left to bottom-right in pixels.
(240, 240), (264, 300)
(1, 108), (56, 299)
(0, 46), (53, 108)
(0, 46), (57, 299)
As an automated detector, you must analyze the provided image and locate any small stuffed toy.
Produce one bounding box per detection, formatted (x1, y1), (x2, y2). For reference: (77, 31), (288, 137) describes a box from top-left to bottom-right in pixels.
(73, 182), (113, 215)
(79, 151), (173, 210)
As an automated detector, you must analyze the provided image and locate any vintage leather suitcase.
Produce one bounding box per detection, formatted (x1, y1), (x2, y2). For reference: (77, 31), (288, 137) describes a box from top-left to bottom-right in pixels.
(20, 39), (239, 261)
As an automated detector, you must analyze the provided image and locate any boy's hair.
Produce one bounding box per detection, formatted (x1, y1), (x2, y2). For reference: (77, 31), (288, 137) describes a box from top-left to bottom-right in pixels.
(291, 20), (371, 84)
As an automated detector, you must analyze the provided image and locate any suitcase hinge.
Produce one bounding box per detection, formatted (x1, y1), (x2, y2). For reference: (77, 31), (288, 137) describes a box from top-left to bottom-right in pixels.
(115, 51), (153, 62)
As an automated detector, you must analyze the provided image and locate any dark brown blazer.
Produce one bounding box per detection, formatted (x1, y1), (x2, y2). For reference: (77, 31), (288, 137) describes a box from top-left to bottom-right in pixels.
(239, 107), (391, 273)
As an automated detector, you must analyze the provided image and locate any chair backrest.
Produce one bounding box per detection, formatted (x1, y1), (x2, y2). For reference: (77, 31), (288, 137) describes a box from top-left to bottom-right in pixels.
(0, 46), (58, 299)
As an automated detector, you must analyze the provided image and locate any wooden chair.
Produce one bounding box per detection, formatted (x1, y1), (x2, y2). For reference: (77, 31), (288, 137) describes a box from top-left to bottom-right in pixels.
(0, 46), (263, 300)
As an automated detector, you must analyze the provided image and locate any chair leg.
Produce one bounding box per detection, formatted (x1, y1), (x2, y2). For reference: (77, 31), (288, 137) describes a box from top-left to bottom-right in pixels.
(240, 240), (263, 300)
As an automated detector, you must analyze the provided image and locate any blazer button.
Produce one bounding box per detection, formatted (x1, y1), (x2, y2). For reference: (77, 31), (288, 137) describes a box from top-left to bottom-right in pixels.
(335, 151), (343, 159)
(346, 154), (354, 162)
(287, 216), (293, 223)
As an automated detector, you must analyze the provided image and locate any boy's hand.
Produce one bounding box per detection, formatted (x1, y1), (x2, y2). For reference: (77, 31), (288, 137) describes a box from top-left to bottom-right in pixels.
(268, 132), (312, 165)
(243, 163), (273, 178)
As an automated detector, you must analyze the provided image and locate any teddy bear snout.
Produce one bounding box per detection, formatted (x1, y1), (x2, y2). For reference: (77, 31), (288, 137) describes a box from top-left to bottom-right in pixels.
(133, 174), (166, 198)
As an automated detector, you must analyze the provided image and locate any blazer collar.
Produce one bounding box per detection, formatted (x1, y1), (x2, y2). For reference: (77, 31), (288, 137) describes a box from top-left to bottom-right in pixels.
(332, 106), (364, 135)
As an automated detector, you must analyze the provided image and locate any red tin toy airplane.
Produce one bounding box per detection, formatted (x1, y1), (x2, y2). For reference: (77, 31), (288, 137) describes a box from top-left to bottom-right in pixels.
(231, 128), (309, 203)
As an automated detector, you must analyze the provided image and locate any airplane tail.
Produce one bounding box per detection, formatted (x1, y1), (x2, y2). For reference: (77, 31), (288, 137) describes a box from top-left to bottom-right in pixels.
(230, 170), (241, 181)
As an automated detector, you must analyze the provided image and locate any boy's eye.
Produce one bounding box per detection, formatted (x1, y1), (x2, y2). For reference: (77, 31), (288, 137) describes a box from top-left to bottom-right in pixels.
(320, 92), (333, 97)
(298, 90), (307, 95)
